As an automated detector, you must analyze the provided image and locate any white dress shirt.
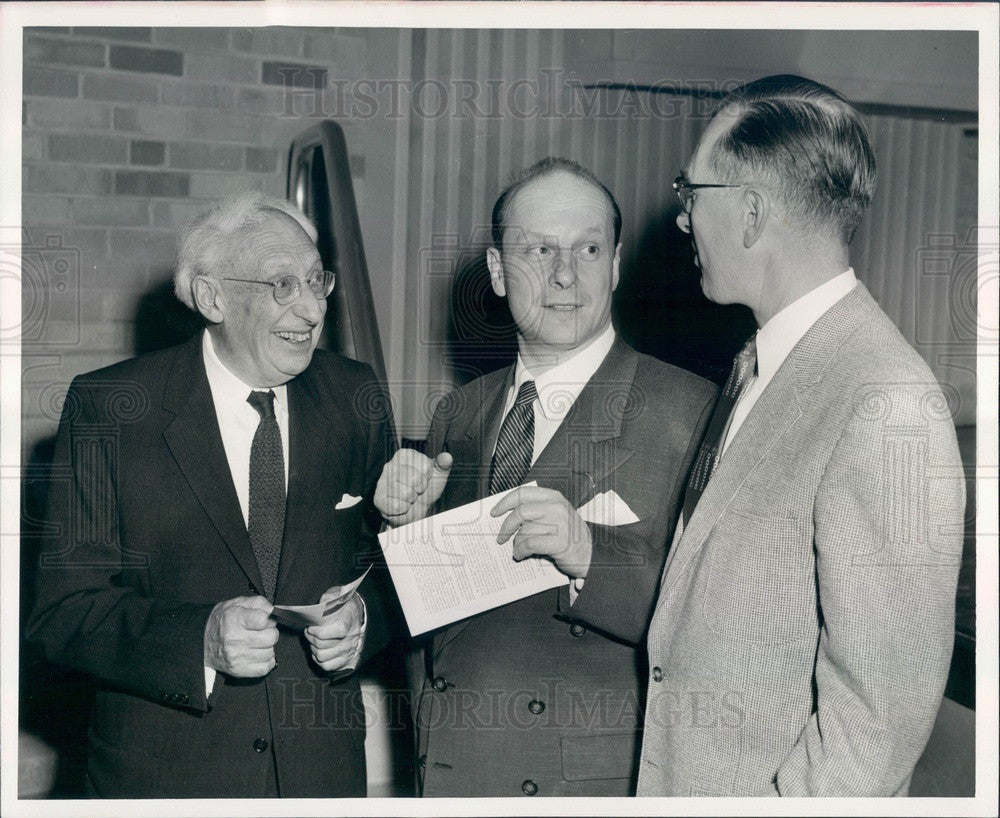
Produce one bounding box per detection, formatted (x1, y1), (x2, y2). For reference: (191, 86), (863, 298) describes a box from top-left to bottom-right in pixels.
(498, 322), (617, 463)
(200, 331), (364, 694)
(496, 323), (617, 601)
(672, 269), (859, 550)
(202, 331), (290, 524)
(721, 269), (858, 456)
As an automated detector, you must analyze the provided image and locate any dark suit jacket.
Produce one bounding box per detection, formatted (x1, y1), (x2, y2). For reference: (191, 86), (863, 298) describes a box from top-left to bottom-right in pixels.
(414, 338), (715, 797)
(26, 335), (398, 798)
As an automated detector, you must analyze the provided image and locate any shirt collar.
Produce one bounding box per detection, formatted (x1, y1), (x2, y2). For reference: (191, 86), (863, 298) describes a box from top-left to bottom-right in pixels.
(202, 330), (288, 416)
(513, 323), (616, 421)
(756, 269), (858, 384)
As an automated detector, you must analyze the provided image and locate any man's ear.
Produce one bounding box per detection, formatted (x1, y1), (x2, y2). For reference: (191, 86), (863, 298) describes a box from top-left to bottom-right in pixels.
(611, 242), (622, 292)
(742, 187), (768, 249)
(192, 276), (224, 324)
(486, 247), (506, 297)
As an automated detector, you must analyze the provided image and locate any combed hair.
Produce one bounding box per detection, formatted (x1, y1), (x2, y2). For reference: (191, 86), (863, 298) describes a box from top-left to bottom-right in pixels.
(491, 157), (622, 248)
(173, 191), (317, 310)
(708, 74), (877, 243)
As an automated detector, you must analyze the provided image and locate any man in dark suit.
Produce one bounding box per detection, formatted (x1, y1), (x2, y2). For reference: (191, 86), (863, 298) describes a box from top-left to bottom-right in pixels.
(26, 192), (397, 798)
(375, 158), (716, 796)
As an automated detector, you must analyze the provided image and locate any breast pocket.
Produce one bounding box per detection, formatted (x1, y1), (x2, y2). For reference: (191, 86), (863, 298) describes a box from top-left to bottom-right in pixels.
(701, 510), (817, 644)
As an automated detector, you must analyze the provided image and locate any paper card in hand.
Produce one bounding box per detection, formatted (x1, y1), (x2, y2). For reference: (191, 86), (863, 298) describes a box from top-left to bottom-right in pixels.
(270, 566), (370, 628)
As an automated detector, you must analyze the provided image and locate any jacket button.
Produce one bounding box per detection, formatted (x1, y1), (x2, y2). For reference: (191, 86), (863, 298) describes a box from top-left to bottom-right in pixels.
(570, 623), (586, 637)
(652, 666), (663, 682)
(521, 779), (538, 796)
(419, 754), (426, 768)
(253, 738), (268, 753)
(431, 676), (449, 692)
(528, 699), (545, 715)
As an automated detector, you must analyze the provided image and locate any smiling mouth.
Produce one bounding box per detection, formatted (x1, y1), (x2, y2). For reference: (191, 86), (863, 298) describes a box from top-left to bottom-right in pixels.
(274, 330), (312, 344)
(544, 304), (580, 311)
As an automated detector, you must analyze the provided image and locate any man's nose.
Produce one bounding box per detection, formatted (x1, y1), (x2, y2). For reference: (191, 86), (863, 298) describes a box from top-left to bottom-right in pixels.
(676, 210), (692, 234)
(549, 250), (576, 287)
(291, 283), (326, 323)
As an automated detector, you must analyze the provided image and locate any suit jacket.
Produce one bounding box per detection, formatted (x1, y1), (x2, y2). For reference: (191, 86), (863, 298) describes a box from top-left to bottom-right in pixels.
(638, 284), (965, 797)
(414, 338), (716, 797)
(26, 335), (398, 798)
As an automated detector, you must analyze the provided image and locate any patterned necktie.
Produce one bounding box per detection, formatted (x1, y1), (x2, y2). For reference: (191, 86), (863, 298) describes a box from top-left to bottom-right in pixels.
(488, 380), (538, 495)
(247, 389), (285, 599)
(681, 334), (757, 524)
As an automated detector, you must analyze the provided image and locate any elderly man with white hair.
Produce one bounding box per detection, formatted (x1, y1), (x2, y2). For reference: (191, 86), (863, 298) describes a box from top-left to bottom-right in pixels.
(27, 191), (398, 798)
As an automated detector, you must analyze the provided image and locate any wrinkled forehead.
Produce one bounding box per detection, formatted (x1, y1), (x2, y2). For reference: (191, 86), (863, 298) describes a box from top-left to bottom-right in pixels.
(235, 210), (320, 276)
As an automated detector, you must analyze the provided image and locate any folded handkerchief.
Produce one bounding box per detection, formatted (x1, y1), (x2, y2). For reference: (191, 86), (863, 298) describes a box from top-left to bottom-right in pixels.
(335, 493), (363, 510)
(577, 490), (640, 526)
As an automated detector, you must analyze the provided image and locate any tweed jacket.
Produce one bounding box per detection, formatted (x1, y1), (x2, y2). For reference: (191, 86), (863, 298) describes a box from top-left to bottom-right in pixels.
(414, 338), (716, 797)
(638, 284), (965, 796)
(26, 335), (398, 798)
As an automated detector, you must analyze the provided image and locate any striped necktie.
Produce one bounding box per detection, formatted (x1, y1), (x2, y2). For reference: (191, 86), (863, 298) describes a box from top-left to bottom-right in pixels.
(488, 380), (538, 495)
(681, 334), (757, 524)
(247, 389), (284, 599)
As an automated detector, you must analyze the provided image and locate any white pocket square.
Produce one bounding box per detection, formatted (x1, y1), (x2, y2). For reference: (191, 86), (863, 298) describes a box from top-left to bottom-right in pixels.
(577, 490), (640, 526)
(335, 493), (363, 510)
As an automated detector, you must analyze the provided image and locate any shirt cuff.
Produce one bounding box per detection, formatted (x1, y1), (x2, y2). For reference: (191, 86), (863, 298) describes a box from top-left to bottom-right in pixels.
(205, 665), (216, 697)
(568, 576), (585, 606)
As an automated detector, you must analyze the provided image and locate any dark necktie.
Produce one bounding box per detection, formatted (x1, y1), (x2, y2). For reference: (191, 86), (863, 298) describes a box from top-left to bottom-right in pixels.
(488, 380), (538, 495)
(681, 334), (757, 524)
(247, 389), (285, 599)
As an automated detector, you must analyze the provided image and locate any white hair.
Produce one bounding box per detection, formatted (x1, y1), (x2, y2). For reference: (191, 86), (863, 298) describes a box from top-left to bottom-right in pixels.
(173, 191), (317, 310)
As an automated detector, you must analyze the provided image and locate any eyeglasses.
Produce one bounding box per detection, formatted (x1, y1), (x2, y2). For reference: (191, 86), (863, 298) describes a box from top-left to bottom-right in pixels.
(673, 176), (744, 214)
(216, 270), (335, 305)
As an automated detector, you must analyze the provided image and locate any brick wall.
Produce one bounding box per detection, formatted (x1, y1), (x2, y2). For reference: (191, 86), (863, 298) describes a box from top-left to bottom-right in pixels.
(21, 26), (374, 460)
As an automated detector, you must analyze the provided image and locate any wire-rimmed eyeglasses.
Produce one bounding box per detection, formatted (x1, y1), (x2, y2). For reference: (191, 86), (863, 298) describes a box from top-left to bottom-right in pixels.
(673, 175), (744, 214)
(215, 270), (335, 305)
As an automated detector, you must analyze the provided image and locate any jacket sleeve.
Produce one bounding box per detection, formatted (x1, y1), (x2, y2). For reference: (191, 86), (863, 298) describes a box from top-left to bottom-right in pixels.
(567, 379), (717, 645)
(24, 376), (216, 712)
(772, 381), (964, 795)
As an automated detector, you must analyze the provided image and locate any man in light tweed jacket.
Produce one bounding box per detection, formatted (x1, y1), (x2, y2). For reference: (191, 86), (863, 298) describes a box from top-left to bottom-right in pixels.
(638, 75), (965, 796)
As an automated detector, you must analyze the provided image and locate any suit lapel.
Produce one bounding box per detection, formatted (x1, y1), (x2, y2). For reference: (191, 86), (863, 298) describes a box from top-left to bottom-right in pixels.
(161, 337), (265, 591)
(662, 283), (878, 582)
(528, 338), (636, 506)
(436, 342), (638, 651)
(459, 368), (512, 500)
(663, 373), (802, 580)
(275, 367), (351, 597)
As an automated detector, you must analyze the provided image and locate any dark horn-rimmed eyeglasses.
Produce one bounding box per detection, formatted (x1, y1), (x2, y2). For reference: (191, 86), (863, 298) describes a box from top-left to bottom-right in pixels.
(213, 270), (335, 305)
(673, 175), (744, 214)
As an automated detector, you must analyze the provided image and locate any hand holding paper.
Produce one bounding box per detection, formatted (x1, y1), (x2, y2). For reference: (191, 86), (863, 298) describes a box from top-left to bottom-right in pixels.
(378, 484), (568, 636)
(303, 595), (366, 673)
(270, 566), (370, 629)
(492, 486), (593, 579)
(375, 449), (453, 525)
(203, 595), (278, 678)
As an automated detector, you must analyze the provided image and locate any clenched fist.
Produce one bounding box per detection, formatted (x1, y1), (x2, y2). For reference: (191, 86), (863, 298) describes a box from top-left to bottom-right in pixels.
(374, 448), (453, 526)
(203, 596), (278, 678)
